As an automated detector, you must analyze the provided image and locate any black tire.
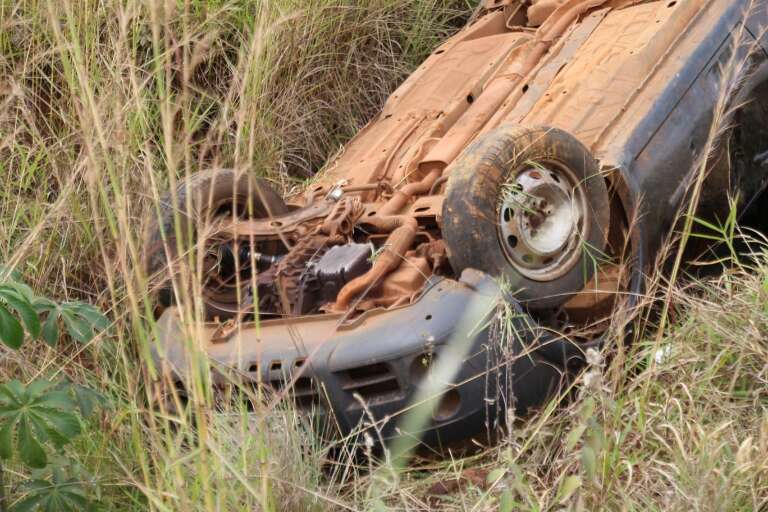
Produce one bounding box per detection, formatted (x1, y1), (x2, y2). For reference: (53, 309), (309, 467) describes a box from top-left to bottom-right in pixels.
(144, 169), (289, 316)
(442, 125), (610, 309)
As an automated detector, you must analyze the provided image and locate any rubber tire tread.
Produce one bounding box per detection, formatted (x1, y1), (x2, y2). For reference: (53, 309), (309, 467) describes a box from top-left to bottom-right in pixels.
(144, 169), (289, 311)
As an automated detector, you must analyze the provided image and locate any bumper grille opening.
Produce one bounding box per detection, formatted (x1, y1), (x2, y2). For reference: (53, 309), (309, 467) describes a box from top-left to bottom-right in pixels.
(338, 363), (400, 403)
(270, 376), (322, 409)
(293, 376), (321, 409)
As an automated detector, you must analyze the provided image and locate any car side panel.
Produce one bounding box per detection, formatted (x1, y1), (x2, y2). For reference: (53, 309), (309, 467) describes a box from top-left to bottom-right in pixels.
(599, 0), (766, 261)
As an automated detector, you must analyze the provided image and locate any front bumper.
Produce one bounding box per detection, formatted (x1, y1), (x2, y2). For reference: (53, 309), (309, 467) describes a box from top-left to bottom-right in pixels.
(152, 269), (564, 446)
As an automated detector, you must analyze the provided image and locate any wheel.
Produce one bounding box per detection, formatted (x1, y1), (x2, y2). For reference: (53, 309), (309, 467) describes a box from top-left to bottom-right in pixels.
(442, 125), (610, 309)
(144, 169), (289, 318)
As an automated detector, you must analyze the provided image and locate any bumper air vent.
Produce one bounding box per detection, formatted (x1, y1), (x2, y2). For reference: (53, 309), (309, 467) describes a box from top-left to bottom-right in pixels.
(270, 376), (322, 409)
(337, 363), (401, 405)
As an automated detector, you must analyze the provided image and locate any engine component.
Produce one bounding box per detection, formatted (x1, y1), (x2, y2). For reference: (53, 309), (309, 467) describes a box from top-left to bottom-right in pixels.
(314, 243), (374, 303)
(217, 243), (281, 279)
(275, 197), (366, 314)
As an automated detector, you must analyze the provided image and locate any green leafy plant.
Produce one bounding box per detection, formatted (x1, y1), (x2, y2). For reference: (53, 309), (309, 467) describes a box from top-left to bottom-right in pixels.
(0, 272), (109, 511)
(0, 279), (108, 349)
(11, 475), (87, 512)
(0, 380), (83, 469)
(0, 380), (105, 512)
(33, 300), (110, 346)
(0, 284), (41, 350)
(10, 462), (96, 512)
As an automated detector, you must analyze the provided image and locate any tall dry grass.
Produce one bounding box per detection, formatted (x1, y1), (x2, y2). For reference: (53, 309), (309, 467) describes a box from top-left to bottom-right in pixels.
(1, 0), (767, 511)
(1, 1), (469, 509)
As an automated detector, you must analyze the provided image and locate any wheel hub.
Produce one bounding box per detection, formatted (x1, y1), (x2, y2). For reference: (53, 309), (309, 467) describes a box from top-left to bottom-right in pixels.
(498, 165), (588, 282)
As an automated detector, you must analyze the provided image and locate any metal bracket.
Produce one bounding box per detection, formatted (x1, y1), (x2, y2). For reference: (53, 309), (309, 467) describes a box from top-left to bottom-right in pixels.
(326, 179), (349, 202)
(482, 0), (520, 10)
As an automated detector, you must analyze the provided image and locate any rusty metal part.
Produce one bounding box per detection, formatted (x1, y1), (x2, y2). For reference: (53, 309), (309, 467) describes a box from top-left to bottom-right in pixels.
(380, 168), (443, 216)
(354, 252), (430, 310)
(528, 0), (568, 26)
(149, 0), (768, 450)
(217, 200), (331, 239)
(328, 168), (442, 310)
(276, 198), (364, 314)
(275, 235), (327, 315)
(334, 213), (418, 310)
(319, 196), (365, 240)
(418, 0), (612, 173)
(303, 181), (394, 206)
(354, 240), (446, 310)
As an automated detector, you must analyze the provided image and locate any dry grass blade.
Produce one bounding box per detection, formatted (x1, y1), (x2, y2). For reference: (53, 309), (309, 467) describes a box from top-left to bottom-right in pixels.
(1, 0), (768, 511)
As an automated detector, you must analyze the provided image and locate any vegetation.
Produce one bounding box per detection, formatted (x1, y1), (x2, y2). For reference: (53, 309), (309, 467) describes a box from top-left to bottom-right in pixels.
(1, 0), (766, 510)
(0, 272), (107, 511)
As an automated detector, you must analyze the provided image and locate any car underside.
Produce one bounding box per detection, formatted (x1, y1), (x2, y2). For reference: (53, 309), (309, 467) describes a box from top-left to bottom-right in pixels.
(146, 0), (768, 447)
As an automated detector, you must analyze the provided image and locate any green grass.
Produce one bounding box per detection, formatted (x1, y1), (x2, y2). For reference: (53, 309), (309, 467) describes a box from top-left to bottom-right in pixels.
(1, 0), (767, 510)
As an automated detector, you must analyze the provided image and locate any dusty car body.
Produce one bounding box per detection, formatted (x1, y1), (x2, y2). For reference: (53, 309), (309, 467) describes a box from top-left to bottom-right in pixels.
(147, 0), (768, 446)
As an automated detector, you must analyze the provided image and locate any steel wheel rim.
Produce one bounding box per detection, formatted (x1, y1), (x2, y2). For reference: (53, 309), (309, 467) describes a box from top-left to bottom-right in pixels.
(497, 162), (589, 282)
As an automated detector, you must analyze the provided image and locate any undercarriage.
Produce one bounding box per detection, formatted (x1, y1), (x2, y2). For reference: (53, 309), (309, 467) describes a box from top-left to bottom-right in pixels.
(145, 0), (768, 446)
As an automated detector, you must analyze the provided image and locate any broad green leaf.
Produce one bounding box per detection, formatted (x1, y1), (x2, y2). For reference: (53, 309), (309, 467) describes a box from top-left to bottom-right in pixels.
(60, 484), (87, 499)
(0, 409), (18, 420)
(0, 290), (41, 338)
(22, 479), (52, 491)
(0, 419), (15, 459)
(18, 418), (47, 468)
(32, 297), (57, 311)
(44, 427), (71, 450)
(41, 312), (59, 347)
(36, 391), (74, 410)
(0, 384), (23, 405)
(2, 380), (26, 402)
(26, 379), (53, 397)
(37, 409), (81, 441)
(0, 304), (24, 349)
(43, 495), (65, 512)
(27, 415), (53, 445)
(9, 493), (45, 512)
(72, 385), (107, 417)
(12, 476), (91, 512)
(60, 310), (93, 344)
(0, 380), (97, 471)
(6, 282), (36, 303)
(65, 303), (109, 332)
(58, 490), (89, 509)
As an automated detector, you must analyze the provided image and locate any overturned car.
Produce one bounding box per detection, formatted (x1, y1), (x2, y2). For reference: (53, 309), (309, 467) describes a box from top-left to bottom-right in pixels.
(145, 0), (768, 446)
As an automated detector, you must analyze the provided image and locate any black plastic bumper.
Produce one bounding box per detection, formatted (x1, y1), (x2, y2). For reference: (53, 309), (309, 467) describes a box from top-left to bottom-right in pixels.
(152, 269), (565, 447)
